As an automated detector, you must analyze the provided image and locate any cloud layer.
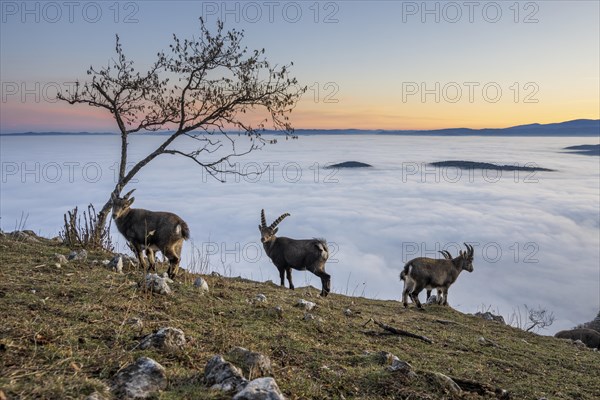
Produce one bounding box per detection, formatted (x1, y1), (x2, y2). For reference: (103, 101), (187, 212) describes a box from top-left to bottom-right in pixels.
(1, 134), (598, 334)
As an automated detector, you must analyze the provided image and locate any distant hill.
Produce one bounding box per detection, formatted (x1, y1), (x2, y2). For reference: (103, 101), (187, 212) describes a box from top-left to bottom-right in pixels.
(3, 119), (599, 137)
(293, 119), (600, 136)
(429, 161), (555, 172)
(563, 144), (600, 156)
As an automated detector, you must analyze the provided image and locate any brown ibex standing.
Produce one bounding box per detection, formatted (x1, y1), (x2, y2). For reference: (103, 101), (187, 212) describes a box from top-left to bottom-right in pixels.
(111, 189), (190, 278)
(400, 244), (474, 308)
(259, 209), (331, 296)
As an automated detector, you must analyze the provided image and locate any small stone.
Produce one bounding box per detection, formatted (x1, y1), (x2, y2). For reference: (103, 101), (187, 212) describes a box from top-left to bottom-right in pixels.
(30, 289), (36, 294)
(194, 277), (209, 293)
(343, 308), (352, 316)
(55, 253), (69, 264)
(296, 299), (316, 311)
(227, 347), (272, 379)
(233, 377), (285, 400)
(204, 355), (248, 393)
(304, 313), (315, 321)
(426, 294), (440, 305)
(112, 357), (167, 399)
(102, 259), (110, 266)
(54, 263), (62, 269)
(431, 372), (461, 395)
(139, 327), (186, 352)
(211, 271), (223, 277)
(377, 351), (399, 365)
(255, 294), (267, 303)
(388, 359), (415, 377)
(478, 336), (499, 347)
(68, 249), (88, 262)
(108, 256), (123, 274)
(84, 392), (105, 400)
(10, 231), (39, 243)
(126, 317), (143, 329)
(473, 311), (506, 324)
(274, 306), (284, 318)
(141, 273), (172, 295)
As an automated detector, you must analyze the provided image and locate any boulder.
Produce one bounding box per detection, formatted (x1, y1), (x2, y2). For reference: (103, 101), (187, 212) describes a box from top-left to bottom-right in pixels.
(139, 327), (185, 352)
(112, 357), (167, 399)
(233, 377), (286, 400)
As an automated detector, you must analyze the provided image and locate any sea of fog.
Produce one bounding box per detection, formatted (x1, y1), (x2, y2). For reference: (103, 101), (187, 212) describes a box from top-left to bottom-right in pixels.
(1, 134), (598, 334)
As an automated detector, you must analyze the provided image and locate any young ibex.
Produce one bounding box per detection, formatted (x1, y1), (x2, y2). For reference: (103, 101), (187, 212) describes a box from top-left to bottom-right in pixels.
(259, 209), (331, 296)
(400, 250), (451, 304)
(400, 244), (474, 308)
(111, 189), (190, 278)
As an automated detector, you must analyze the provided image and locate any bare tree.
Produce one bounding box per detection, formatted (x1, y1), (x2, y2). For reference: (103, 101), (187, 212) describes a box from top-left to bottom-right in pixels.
(58, 19), (305, 247)
(508, 304), (555, 333)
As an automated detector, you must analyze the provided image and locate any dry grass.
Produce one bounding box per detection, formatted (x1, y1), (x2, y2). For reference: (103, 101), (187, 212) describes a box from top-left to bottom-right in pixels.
(0, 234), (598, 399)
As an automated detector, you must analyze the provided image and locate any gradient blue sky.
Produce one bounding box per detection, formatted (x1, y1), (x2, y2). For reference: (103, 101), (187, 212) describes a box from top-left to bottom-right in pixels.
(1, 0), (599, 131)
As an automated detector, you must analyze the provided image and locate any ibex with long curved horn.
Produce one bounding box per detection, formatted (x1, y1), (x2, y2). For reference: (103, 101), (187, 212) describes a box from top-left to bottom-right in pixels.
(259, 209), (331, 296)
(111, 189), (190, 278)
(400, 244), (474, 308)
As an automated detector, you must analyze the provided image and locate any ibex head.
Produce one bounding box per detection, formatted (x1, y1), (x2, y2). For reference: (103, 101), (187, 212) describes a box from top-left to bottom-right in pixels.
(259, 209), (290, 243)
(458, 243), (475, 272)
(111, 189), (136, 220)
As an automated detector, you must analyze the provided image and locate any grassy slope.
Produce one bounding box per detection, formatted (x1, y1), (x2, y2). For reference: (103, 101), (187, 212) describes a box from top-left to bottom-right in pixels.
(0, 234), (598, 400)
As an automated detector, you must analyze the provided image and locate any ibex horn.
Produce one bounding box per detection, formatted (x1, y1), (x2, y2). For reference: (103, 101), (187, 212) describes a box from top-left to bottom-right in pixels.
(464, 243), (473, 256)
(123, 189), (136, 199)
(260, 209), (267, 228)
(269, 213), (290, 229)
(439, 250), (452, 259)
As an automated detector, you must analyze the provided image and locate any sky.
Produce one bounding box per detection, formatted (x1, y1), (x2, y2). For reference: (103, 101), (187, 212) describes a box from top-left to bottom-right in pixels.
(1, 0), (599, 132)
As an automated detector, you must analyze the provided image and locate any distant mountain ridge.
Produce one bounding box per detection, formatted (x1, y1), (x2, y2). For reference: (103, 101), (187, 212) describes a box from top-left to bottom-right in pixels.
(2, 119), (599, 136)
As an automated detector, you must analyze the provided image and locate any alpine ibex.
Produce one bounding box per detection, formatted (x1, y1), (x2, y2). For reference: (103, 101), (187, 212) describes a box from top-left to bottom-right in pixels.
(111, 189), (190, 278)
(259, 209), (331, 296)
(400, 250), (451, 304)
(400, 244), (474, 308)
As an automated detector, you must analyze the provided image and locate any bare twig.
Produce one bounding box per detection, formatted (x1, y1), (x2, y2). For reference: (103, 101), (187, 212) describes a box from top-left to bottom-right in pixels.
(363, 318), (433, 344)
